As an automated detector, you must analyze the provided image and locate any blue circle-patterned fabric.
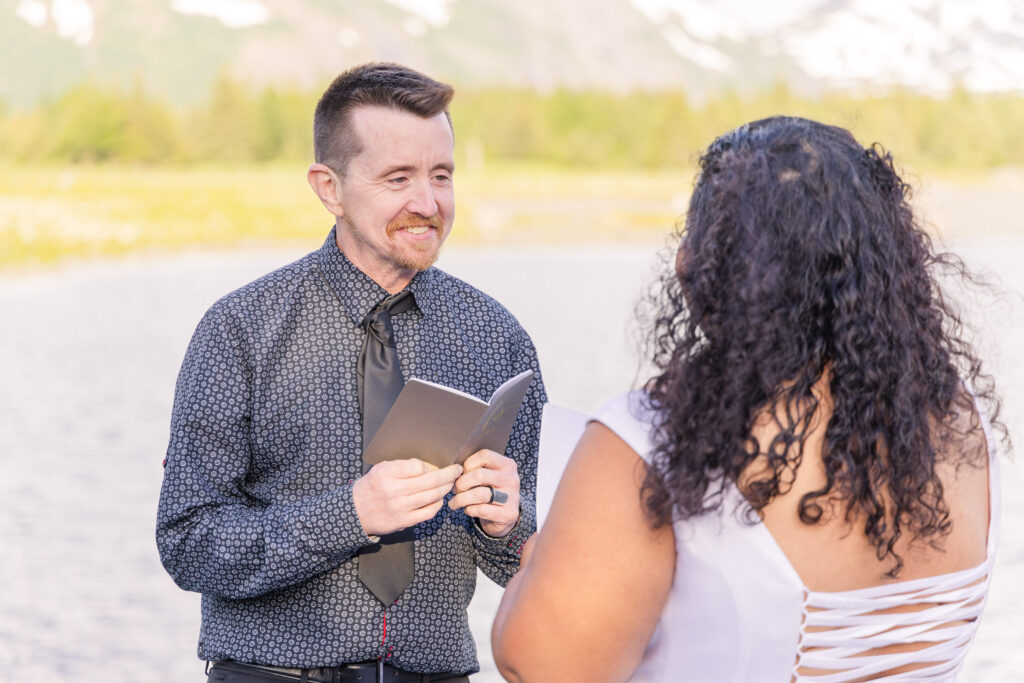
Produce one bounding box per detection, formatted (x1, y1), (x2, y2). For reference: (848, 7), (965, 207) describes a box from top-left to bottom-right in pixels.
(156, 227), (546, 675)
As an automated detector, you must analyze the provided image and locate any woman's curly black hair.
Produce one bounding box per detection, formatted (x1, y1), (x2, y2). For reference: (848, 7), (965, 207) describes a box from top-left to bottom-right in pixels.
(642, 116), (1002, 576)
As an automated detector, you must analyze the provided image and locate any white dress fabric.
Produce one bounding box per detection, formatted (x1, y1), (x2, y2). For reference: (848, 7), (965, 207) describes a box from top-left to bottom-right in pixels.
(591, 391), (1000, 683)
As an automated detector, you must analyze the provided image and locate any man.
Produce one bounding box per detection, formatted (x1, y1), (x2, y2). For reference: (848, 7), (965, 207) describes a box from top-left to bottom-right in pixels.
(157, 62), (546, 682)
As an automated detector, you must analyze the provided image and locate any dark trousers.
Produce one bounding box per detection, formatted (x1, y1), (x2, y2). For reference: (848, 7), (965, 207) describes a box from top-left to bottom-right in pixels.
(207, 662), (294, 682)
(206, 661), (470, 683)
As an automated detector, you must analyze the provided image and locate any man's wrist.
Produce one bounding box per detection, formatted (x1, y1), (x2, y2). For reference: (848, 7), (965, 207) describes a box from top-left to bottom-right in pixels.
(475, 511), (520, 539)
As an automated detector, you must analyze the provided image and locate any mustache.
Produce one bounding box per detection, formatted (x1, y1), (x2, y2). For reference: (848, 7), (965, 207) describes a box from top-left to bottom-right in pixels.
(387, 212), (444, 234)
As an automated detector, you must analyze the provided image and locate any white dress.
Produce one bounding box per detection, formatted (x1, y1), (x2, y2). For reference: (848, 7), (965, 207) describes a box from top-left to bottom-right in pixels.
(591, 391), (1001, 683)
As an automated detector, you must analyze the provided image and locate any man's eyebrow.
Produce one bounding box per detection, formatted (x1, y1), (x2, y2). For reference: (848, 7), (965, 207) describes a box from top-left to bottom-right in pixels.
(378, 162), (455, 177)
(379, 164), (416, 177)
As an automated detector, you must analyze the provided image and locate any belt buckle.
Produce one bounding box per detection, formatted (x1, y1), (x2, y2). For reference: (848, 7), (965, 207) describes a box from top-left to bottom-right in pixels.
(333, 660), (385, 683)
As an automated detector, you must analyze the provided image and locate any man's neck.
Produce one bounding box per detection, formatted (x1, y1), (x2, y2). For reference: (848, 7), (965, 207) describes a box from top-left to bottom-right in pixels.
(334, 230), (416, 294)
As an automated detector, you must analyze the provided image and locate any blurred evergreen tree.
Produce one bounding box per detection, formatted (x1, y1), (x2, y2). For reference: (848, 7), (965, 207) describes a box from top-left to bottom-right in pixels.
(1, 80), (1021, 170)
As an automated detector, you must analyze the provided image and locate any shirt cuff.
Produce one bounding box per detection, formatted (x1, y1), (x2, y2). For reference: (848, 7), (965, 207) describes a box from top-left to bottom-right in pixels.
(297, 483), (379, 558)
(472, 495), (537, 556)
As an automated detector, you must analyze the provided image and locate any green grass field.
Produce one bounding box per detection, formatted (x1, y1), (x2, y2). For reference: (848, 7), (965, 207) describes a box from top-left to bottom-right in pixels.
(0, 163), (697, 269)
(1, 163), (1019, 270)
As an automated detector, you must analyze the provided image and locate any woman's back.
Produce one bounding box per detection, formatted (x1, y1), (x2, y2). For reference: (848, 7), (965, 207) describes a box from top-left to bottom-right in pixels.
(491, 116), (1005, 683)
(594, 390), (999, 682)
(752, 381), (991, 591)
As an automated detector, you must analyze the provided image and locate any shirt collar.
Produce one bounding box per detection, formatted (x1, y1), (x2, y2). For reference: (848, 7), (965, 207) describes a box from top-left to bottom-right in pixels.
(314, 225), (440, 326)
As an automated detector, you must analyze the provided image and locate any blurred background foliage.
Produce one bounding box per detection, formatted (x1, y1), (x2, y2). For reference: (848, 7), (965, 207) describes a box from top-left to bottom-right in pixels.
(2, 78), (1022, 269)
(3, 78), (1023, 170)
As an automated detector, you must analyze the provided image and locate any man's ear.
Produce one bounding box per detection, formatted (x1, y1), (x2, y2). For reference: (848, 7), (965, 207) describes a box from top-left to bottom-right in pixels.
(307, 163), (345, 217)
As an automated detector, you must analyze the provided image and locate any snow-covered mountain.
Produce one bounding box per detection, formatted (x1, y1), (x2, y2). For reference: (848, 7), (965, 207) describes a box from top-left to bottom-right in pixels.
(637, 0), (1024, 93)
(4, 0), (1024, 106)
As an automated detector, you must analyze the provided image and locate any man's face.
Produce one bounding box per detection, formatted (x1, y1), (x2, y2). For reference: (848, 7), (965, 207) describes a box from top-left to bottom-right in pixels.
(334, 105), (455, 289)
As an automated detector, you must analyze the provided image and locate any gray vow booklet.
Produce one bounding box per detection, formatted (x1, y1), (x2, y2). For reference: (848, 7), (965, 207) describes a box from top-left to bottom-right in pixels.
(362, 369), (535, 468)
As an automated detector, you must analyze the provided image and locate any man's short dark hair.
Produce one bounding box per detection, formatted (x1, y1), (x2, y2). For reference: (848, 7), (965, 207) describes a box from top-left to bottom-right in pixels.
(313, 62), (455, 174)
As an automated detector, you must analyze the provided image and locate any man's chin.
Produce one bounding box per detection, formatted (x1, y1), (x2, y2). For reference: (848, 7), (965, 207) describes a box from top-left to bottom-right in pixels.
(393, 245), (442, 273)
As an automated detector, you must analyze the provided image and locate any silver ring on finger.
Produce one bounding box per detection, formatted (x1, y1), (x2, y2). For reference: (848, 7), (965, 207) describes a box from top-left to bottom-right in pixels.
(487, 485), (496, 504)
(490, 487), (509, 505)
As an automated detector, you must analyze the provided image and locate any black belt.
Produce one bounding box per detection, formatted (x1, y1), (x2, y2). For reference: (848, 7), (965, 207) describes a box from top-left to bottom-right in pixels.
(209, 660), (469, 683)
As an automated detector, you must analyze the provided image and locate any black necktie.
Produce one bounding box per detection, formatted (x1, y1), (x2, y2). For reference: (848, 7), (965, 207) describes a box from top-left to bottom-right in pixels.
(356, 290), (416, 605)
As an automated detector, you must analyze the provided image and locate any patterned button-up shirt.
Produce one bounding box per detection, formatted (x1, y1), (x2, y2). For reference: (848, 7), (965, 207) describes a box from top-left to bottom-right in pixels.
(156, 228), (546, 675)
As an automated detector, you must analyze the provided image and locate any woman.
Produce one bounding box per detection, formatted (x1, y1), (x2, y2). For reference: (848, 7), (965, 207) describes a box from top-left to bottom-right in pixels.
(492, 117), (1002, 682)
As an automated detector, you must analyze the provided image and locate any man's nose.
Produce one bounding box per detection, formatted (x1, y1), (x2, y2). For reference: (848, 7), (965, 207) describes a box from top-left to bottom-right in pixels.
(405, 180), (440, 217)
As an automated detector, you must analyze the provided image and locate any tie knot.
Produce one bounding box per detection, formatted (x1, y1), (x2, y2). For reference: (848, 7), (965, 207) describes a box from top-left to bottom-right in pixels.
(362, 291), (414, 347)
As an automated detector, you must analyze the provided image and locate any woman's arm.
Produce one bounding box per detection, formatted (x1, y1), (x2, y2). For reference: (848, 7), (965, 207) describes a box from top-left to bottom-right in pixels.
(492, 421), (675, 682)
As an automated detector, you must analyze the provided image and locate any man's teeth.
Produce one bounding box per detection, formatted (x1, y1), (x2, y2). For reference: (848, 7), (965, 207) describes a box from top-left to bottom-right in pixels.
(405, 226), (430, 235)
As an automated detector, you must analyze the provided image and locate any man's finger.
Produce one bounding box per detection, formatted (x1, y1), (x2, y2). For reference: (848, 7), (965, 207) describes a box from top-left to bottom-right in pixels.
(453, 465), (514, 493)
(449, 484), (505, 510)
(377, 458), (437, 478)
(379, 461), (461, 488)
(403, 464), (461, 492)
(460, 502), (516, 524)
(407, 498), (446, 526)
(452, 468), (487, 493)
(403, 481), (458, 510)
(448, 488), (481, 511)
(461, 448), (505, 472)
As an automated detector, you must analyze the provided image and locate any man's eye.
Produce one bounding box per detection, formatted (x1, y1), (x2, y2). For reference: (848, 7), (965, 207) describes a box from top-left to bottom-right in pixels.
(434, 174), (452, 183)
(388, 177), (408, 185)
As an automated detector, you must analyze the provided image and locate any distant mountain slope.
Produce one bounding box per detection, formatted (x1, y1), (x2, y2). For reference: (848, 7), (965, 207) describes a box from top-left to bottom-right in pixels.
(4, 0), (1024, 107)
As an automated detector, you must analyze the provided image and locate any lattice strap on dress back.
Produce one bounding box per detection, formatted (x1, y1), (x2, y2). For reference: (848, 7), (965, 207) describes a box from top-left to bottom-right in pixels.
(793, 562), (991, 682)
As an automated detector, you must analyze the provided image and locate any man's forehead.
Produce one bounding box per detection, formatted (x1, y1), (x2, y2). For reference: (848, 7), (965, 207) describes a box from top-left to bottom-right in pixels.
(347, 106), (454, 170)
(349, 105), (452, 140)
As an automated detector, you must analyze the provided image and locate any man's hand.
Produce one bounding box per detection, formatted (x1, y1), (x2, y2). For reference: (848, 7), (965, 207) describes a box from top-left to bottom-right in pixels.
(353, 459), (462, 537)
(449, 449), (521, 537)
